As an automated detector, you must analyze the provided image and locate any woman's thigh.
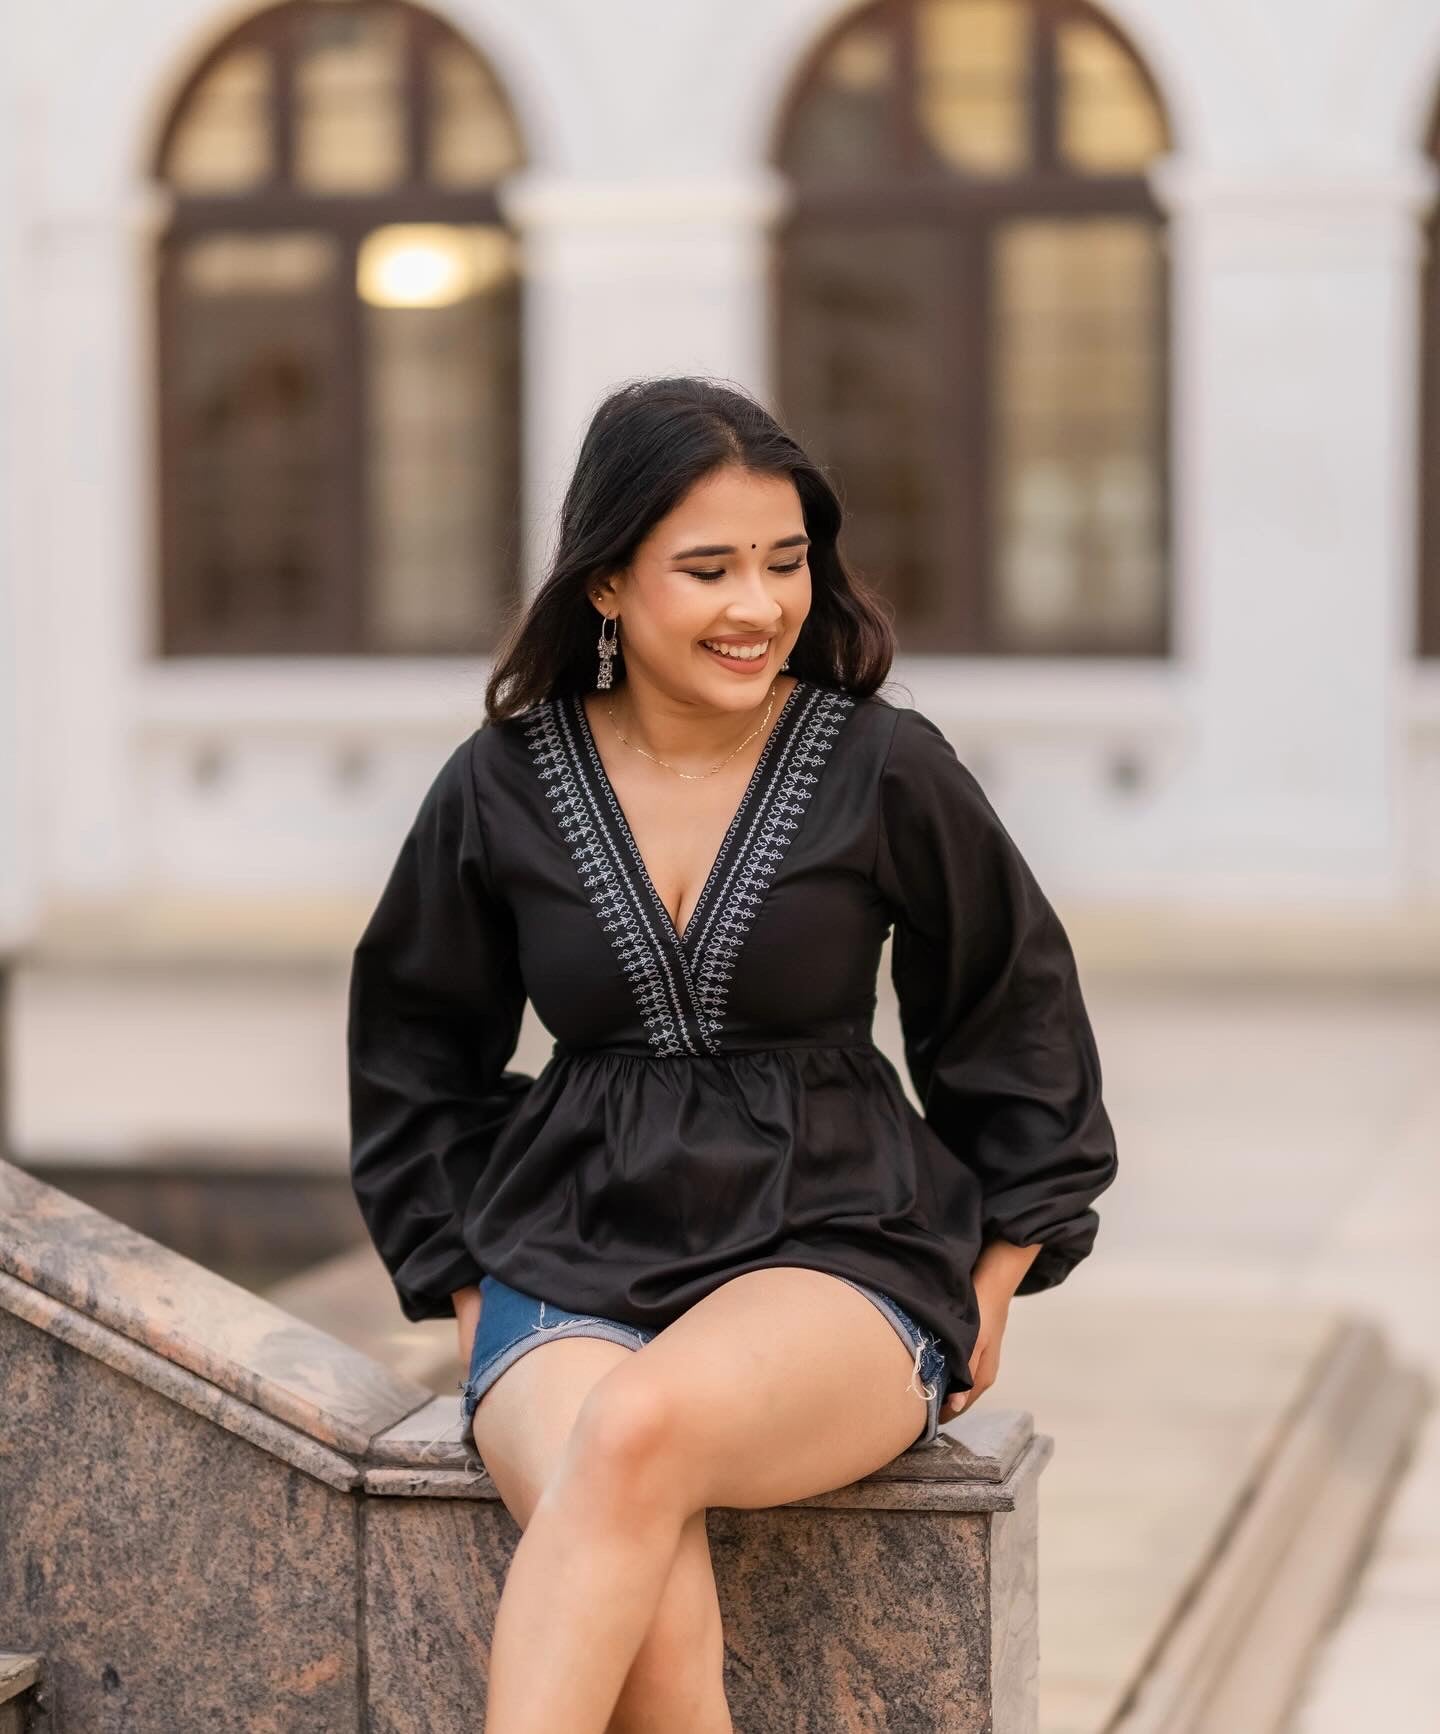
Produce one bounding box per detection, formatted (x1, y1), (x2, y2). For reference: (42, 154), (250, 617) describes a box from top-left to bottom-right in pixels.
(576, 1267), (930, 1514)
(471, 1333), (638, 1526)
(470, 1330), (726, 1685)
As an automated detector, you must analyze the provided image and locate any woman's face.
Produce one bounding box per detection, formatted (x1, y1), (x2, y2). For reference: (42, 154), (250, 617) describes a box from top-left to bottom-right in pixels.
(596, 465), (812, 710)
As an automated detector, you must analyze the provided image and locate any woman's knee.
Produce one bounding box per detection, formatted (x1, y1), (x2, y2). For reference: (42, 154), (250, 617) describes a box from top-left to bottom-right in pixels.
(557, 1371), (692, 1513)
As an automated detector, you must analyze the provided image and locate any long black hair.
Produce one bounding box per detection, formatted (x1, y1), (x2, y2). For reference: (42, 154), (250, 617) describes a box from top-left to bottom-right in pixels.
(483, 376), (896, 721)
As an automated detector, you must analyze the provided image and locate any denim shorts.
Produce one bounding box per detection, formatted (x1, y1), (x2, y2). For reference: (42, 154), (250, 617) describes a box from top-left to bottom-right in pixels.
(457, 1270), (950, 1466)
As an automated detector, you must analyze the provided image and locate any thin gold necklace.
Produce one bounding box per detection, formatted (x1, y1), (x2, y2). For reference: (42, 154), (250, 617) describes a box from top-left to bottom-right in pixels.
(605, 678), (781, 781)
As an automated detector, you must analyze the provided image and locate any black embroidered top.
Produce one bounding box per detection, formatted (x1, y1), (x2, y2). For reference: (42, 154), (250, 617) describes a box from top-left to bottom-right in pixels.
(347, 677), (1118, 1399)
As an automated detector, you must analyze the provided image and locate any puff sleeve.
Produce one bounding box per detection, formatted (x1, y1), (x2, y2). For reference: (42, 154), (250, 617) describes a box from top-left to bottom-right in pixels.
(876, 707), (1118, 1296)
(348, 731), (535, 1323)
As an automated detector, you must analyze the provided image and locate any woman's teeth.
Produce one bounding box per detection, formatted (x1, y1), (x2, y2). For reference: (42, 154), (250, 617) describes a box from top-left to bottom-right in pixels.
(701, 640), (768, 661)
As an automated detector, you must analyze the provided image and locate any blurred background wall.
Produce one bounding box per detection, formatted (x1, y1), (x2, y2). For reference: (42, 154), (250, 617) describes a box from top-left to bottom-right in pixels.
(2, 0), (1440, 1169)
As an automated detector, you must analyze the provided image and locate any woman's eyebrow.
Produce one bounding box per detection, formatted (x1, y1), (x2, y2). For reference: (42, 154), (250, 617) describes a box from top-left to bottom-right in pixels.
(672, 534), (811, 559)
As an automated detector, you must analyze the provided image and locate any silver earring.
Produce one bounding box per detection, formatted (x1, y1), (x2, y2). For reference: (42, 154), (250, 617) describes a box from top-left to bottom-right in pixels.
(781, 654), (791, 670)
(596, 614), (619, 690)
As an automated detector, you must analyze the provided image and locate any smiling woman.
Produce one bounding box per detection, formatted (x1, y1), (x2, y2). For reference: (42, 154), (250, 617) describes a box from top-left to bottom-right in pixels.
(347, 375), (1118, 1730)
(597, 467), (808, 703)
(480, 376), (896, 721)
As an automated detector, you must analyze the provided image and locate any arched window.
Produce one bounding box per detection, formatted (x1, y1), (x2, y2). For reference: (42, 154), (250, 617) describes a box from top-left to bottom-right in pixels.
(153, 0), (525, 655)
(774, 0), (1172, 656)
(1422, 98), (1440, 659)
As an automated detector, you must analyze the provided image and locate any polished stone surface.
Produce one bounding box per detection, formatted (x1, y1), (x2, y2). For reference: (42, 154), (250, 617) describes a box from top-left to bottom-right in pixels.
(707, 1503), (993, 1731)
(989, 1464), (1041, 1734)
(358, 1462), (1046, 1733)
(1, 1267), (361, 1491)
(0, 1155), (427, 1454)
(1, 1305), (360, 1732)
(364, 1497), (515, 1732)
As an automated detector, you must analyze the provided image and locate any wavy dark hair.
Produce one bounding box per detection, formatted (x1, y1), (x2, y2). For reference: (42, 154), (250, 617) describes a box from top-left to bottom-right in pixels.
(483, 376), (897, 721)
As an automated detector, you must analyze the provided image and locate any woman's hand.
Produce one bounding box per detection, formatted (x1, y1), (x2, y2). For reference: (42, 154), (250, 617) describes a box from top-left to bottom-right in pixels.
(452, 1284), (482, 1371)
(939, 1278), (1010, 1421)
(938, 1238), (1039, 1421)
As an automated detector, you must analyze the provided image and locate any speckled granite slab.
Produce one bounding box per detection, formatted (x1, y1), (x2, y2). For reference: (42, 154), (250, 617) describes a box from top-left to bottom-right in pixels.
(354, 1440), (1049, 1733)
(0, 1156), (427, 1453)
(2, 1304), (361, 1732)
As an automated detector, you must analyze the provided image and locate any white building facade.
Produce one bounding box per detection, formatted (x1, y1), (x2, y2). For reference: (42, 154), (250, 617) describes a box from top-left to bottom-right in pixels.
(4, 0), (1440, 1161)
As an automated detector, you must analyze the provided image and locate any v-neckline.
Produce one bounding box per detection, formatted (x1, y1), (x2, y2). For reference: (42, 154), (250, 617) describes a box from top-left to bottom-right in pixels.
(571, 678), (807, 952)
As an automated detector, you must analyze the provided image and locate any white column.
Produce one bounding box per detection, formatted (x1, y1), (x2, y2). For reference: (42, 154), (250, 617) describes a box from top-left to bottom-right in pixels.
(1151, 158), (1440, 898)
(26, 185), (170, 901)
(497, 170), (791, 591)
(0, 79), (37, 946)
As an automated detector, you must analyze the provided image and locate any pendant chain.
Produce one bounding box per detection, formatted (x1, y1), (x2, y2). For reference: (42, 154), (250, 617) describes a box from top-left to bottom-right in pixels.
(605, 678), (781, 782)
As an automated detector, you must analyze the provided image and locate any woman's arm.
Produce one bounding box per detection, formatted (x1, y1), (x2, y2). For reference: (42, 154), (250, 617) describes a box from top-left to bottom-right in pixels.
(875, 706), (1119, 1302)
(973, 1237), (1042, 1296)
(348, 733), (535, 1324)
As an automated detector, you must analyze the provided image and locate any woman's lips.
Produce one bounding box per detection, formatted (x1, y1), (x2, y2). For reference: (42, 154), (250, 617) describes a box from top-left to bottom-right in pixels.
(699, 639), (771, 671)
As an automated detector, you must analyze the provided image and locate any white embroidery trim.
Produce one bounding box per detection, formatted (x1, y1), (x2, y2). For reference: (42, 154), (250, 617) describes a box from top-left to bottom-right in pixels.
(524, 698), (699, 1058)
(524, 684), (857, 1054)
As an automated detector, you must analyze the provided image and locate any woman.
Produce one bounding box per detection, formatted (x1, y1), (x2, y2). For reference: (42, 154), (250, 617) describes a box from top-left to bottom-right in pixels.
(348, 376), (1117, 1732)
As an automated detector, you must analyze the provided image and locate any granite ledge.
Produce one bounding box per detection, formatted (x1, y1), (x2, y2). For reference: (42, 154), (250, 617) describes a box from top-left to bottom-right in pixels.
(0, 1156), (429, 1455)
(0, 1654), (42, 1706)
(362, 1437), (1051, 1512)
(369, 1392), (1036, 1493)
(0, 1269), (361, 1492)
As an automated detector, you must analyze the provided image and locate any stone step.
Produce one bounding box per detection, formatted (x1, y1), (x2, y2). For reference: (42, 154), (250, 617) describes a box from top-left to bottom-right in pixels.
(0, 1652), (44, 1733)
(990, 1290), (1432, 1734)
(1110, 1325), (1431, 1734)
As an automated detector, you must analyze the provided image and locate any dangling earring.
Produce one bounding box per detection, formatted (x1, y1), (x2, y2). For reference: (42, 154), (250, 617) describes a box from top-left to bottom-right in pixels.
(781, 654), (791, 671)
(596, 613), (619, 690)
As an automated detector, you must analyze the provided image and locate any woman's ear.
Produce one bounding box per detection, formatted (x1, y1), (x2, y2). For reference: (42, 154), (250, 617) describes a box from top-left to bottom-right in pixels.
(589, 572), (625, 613)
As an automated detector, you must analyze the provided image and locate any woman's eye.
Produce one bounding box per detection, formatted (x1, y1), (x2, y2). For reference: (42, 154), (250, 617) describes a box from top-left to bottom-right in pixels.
(684, 560), (806, 581)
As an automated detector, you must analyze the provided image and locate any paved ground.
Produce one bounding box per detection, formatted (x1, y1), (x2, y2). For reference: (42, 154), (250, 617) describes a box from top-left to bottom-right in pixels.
(1070, 976), (1440, 1732)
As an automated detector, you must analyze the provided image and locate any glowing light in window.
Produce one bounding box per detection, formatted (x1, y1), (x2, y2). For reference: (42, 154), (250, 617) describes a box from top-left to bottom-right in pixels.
(357, 224), (514, 308)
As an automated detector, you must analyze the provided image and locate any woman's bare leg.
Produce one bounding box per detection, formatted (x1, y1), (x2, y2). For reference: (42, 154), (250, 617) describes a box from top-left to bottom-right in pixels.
(468, 1335), (731, 1732)
(481, 1268), (930, 1733)
(602, 1509), (730, 1734)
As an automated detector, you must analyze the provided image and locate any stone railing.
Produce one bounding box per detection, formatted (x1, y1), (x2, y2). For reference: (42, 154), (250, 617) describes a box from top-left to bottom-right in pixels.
(0, 1157), (1046, 1731)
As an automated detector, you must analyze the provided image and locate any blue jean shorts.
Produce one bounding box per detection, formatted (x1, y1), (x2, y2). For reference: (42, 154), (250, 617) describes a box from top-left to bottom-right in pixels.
(457, 1270), (950, 1466)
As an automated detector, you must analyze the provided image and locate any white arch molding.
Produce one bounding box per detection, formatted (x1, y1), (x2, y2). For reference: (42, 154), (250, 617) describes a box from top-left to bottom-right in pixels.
(130, 0), (571, 186)
(721, 0), (1200, 176)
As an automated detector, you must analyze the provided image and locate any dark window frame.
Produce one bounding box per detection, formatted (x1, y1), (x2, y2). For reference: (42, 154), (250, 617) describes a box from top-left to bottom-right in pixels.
(152, 0), (523, 657)
(770, 0), (1174, 657)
